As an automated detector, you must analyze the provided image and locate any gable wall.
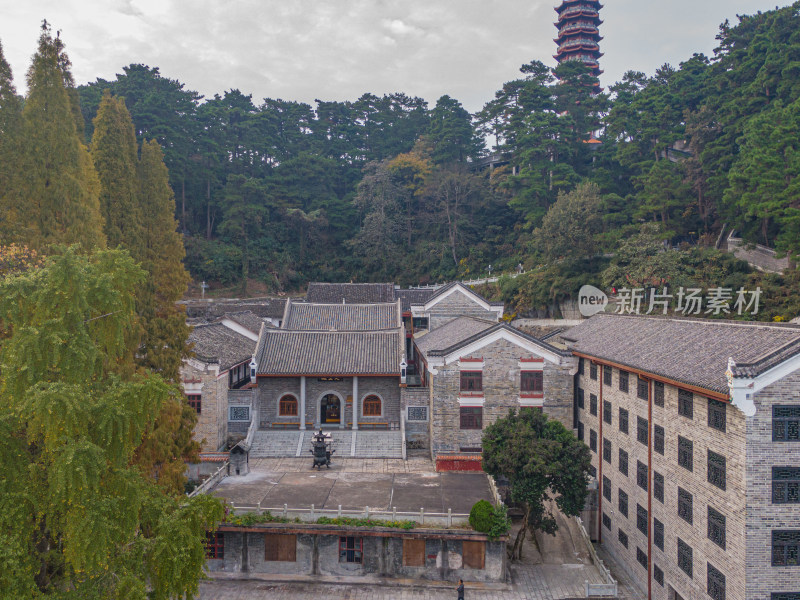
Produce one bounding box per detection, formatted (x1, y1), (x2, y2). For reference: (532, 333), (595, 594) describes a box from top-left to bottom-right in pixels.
(426, 291), (500, 330)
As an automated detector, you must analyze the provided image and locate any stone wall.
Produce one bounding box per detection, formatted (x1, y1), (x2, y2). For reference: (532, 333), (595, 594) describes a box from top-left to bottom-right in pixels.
(426, 291), (500, 330)
(431, 338), (573, 455)
(745, 368), (800, 600)
(180, 361), (227, 452)
(256, 376), (401, 429)
(206, 524), (506, 583)
(227, 388), (255, 442)
(576, 362), (747, 600)
(401, 386), (431, 448)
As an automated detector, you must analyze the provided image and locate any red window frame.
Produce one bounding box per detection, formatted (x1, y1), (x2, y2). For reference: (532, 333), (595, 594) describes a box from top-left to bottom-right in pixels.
(520, 370), (543, 396)
(460, 371), (483, 395)
(460, 406), (483, 430)
(279, 395), (298, 417)
(186, 394), (201, 415)
(339, 536), (363, 563)
(205, 531), (224, 559)
(363, 395), (381, 417)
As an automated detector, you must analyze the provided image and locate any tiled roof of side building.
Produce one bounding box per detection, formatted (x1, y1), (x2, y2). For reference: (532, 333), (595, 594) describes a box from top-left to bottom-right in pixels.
(426, 321), (573, 359)
(410, 282), (505, 307)
(188, 323), (256, 371)
(255, 329), (404, 375)
(414, 316), (496, 357)
(306, 282), (396, 304)
(562, 313), (800, 394)
(222, 310), (273, 334)
(395, 288), (436, 312)
(284, 302), (400, 331)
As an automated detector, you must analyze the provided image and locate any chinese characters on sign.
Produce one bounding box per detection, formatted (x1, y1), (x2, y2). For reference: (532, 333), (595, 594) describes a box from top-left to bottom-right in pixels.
(614, 287), (762, 316)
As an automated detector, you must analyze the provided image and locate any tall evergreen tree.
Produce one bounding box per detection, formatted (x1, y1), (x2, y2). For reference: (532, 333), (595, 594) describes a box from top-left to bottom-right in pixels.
(91, 90), (144, 253)
(6, 22), (105, 251)
(0, 39), (23, 241)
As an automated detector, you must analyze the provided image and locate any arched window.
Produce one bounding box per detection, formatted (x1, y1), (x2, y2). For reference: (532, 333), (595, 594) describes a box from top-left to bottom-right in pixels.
(363, 395), (381, 417)
(279, 395), (298, 417)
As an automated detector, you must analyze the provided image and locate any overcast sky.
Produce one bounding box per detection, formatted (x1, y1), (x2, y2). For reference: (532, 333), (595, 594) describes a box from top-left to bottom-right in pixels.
(0, 0), (788, 113)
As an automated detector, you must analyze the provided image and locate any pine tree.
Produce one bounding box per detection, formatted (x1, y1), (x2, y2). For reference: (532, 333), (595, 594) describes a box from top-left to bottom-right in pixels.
(7, 22), (105, 251)
(91, 90), (144, 253)
(0, 39), (23, 241)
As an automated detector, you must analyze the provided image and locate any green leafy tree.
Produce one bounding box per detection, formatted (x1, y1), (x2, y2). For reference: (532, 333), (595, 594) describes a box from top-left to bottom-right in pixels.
(4, 23), (105, 251)
(482, 408), (591, 560)
(91, 90), (144, 253)
(0, 247), (223, 598)
(532, 182), (602, 264)
(602, 223), (680, 291)
(427, 95), (482, 164)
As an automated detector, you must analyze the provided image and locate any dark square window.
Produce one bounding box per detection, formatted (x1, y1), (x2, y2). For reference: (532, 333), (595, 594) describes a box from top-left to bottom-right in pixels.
(590, 363), (598, 380)
(618, 528), (628, 548)
(654, 564), (664, 586)
(654, 381), (665, 407)
(637, 416), (648, 445)
(603, 438), (611, 464)
(590, 429), (597, 453)
(708, 450), (727, 490)
(637, 504), (648, 536)
(637, 376), (648, 400)
(590, 394), (598, 416)
(773, 467), (800, 504)
(603, 475), (612, 501)
(618, 489), (628, 518)
(654, 518), (664, 550)
(619, 370), (629, 393)
(603, 512), (611, 530)
(637, 461), (648, 491)
(678, 436), (693, 471)
(603, 400), (612, 425)
(187, 394), (202, 415)
(773, 406), (800, 441)
(708, 399), (727, 432)
(678, 538), (693, 578)
(654, 471), (664, 503)
(339, 536), (363, 563)
(579, 358), (585, 375)
(654, 424), (665, 455)
(521, 370), (543, 393)
(637, 547), (648, 569)
(619, 408), (629, 434)
(459, 407), (482, 430)
(708, 506), (726, 550)
(771, 594), (800, 600)
(678, 390), (694, 419)
(588, 464), (596, 478)
(577, 387), (585, 409)
(460, 371), (483, 393)
(205, 532), (224, 559)
(772, 530), (800, 567)
(577, 422), (585, 441)
(619, 448), (628, 476)
(708, 562), (726, 600)
(678, 487), (693, 524)
(603, 365), (612, 386)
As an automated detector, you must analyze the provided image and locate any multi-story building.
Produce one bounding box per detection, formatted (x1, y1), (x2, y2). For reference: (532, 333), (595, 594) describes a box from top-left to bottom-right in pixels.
(564, 313), (800, 600)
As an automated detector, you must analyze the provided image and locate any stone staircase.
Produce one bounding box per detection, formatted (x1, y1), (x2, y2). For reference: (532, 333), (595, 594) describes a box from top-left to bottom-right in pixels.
(249, 429), (403, 459)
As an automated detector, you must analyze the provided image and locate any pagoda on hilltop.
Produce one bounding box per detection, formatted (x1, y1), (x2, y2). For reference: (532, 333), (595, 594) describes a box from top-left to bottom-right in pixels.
(553, 0), (603, 85)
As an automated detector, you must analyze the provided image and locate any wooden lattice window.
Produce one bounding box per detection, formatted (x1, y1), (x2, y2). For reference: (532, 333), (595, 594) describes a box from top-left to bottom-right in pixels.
(707, 562), (726, 600)
(708, 399), (727, 432)
(186, 394), (201, 415)
(637, 376), (648, 400)
(678, 436), (693, 471)
(363, 395), (381, 416)
(619, 408), (629, 434)
(678, 538), (693, 578)
(678, 389), (694, 419)
(772, 530), (800, 566)
(618, 448), (628, 476)
(653, 424), (664, 454)
(654, 517), (664, 550)
(653, 381), (665, 407)
(603, 365), (612, 386)
(773, 467), (800, 504)
(265, 534), (296, 562)
(708, 450), (727, 490)
(773, 406), (800, 441)
(204, 531), (224, 559)
(654, 471), (664, 503)
(520, 370), (543, 394)
(460, 371), (483, 393)
(637, 416), (648, 445)
(460, 407), (482, 430)
(603, 438), (611, 464)
(590, 363), (598, 380)
(637, 461), (648, 491)
(619, 370), (629, 393)
(603, 475), (611, 501)
(339, 536), (363, 563)
(678, 487), (693, 524)
(637, 504), (648, 536)
(590, 393), (598, 416)
(279, 395), (298, 417)
(618, 489), (628, 517)
(708, 506), (726, 550)
(603, 400), (612, 425)
(618, 528), (628, 548)
(637, 547), (648, 569)
(403, 539), (425, 567)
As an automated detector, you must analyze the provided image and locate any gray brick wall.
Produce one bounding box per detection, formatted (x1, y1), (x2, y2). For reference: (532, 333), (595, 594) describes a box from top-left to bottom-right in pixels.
(180, 361), (228, 452)
(745, 368), (800, 600)
(425, 292), (500, 330)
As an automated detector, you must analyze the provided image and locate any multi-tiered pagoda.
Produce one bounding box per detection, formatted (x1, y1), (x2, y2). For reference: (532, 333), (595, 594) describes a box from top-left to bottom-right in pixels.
(553, 0), (603, 80)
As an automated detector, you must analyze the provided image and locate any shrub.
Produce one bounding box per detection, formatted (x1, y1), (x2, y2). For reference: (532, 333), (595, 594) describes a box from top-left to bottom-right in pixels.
(469, 500), (494, 533)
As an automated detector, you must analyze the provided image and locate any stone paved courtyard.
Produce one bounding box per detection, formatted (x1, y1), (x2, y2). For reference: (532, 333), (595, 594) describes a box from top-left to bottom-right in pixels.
(199, 458), (646, 600)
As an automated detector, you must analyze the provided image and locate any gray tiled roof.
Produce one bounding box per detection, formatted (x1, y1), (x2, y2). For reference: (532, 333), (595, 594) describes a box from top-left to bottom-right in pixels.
(182, 297), (287, 320)
(415, 316), (496, 357)
(411, 282), (505, 307)
(255, 329), (403, 375)
(284, 302), (399, 331)
(222, 311), (271, 334)
(188, 323), (256, 371)
(562, 314), (800, 394)
(395, 288), (435, 312)
(306, 282), (396, 304)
